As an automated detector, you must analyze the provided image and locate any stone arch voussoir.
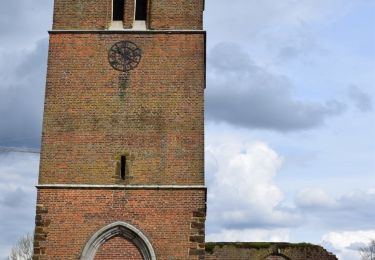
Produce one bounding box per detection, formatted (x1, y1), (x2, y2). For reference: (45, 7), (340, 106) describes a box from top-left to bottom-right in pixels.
(80, 221), (156, 260)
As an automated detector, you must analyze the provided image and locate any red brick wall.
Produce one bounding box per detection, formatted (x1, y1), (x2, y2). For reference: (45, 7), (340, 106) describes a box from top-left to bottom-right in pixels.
(123, 0), (136, 29)
(36, 2), (206, 259)
(33, 189), (206, 259)
(52, 0), (204, 30)
(53, 0), (110, 30)
(95, 236), (143, 259)
(39, 32), (205, 185)
(149, 0), (204, 30)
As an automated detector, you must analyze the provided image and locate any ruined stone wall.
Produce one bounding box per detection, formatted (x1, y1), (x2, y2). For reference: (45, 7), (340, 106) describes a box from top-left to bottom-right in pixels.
(205, 243), (338, 260)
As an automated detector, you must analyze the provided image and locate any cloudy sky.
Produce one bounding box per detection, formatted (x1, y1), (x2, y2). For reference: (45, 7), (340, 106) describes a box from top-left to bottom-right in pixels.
(0, 0), (374, 259)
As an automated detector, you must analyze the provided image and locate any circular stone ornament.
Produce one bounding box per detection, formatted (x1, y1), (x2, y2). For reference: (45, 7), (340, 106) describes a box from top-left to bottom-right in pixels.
(108, 41), (142, 72)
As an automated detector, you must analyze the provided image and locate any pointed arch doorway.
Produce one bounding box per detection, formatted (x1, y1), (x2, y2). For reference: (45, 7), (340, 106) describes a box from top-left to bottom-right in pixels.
(80, 222), (156, 260)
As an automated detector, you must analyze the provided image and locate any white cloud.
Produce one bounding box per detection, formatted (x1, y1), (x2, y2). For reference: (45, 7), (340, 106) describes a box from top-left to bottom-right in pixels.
(294, 187), (375, 231)
(206, 140), (301, 233)
(205, 0), (360, 48)
(296, 187), (338, 209)
(207, 228), (290, 242)
(322, 230), (375, 260)
(323, 230), (375, 249)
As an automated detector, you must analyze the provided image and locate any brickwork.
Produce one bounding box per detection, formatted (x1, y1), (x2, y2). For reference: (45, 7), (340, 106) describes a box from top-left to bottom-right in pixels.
(53, 0), (109, 30)
(52, 0), (204, 30)
(35, 0), (207, 257)
(39, 32), (205, 185)
(33, 189), (206, 259)
(205, 243), (338, 260)
(149, 0), (204, 30)
(123, 0), (136, 29)
(94, 236), (143, 259)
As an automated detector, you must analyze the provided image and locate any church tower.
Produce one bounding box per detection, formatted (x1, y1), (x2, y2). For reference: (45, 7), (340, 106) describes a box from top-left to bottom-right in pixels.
(33, 0), (206, 259)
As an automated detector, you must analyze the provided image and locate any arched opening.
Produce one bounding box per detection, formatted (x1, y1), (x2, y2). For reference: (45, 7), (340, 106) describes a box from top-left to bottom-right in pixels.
(80, 222), (156, 260)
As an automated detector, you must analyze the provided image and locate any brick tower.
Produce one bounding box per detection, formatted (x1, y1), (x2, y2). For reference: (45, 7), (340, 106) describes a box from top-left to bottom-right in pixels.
(33, 0), (206, 259)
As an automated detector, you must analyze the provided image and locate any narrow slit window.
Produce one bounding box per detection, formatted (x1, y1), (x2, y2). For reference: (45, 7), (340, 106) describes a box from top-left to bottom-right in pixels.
(120, 155), (126, 180)
(113, 0), (125, 21)
(135, 0), (148, 21)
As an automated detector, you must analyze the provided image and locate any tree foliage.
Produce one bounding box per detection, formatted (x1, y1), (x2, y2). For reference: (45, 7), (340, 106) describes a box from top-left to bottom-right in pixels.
(8, 233), (33, 260)
(360, 240), (375, 260)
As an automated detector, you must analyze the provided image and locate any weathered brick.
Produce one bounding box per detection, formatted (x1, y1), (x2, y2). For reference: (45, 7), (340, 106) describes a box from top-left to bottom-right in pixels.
(205, 243), (338, 260)
(95, 236), (143, 259)
(34, 189), (206, 259)
(38, 32), (205, 186)
(190, 235), (205, 243)
(33, 0), (206, 259)
(52, 0), (204, 30)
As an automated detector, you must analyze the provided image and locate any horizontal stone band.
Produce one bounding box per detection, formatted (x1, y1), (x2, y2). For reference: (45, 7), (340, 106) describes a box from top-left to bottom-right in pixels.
(49, 30), (206, 34)
(36, 184), (206, 190)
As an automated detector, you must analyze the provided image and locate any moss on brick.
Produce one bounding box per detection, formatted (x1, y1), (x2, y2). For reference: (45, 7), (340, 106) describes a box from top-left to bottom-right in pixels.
(205, 242), (320, 253)
(205, 242), (337, 260)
